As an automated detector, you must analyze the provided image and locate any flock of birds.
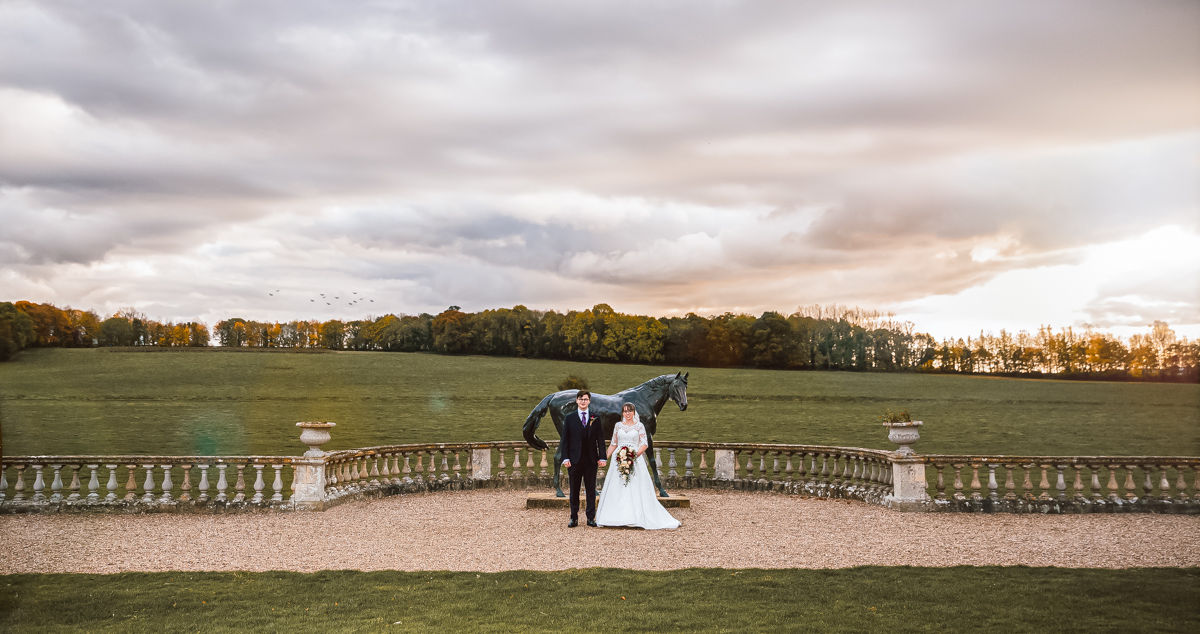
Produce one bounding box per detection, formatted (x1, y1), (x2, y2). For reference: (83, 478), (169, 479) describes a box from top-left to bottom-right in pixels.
(266, 289), (377, 308)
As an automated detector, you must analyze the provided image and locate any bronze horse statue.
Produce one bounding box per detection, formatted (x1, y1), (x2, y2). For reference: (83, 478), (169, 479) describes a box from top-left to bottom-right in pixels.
(523, 372), (688, 498)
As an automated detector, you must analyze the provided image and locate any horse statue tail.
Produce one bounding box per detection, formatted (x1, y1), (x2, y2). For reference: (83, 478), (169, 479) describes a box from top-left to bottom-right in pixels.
(522, 393), (554, 450)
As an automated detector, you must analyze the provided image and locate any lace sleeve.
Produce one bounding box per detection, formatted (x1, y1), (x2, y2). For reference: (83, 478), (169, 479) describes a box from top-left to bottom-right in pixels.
(610, 425), (619, 447)
(637, 423), (647, 448)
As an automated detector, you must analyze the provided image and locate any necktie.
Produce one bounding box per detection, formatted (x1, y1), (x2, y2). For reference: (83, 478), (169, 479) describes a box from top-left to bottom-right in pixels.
(582, 412), (588, 427)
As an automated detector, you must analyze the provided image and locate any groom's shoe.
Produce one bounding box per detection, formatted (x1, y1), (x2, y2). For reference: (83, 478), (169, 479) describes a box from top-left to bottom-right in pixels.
(568, 518), (578, 528)
(586, 519), (597, 527)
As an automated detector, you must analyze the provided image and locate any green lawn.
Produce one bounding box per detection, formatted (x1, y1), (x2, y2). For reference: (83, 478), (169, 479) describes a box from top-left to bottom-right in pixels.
(1, 568), (1196, 633)
(1, 348), (1197, 457)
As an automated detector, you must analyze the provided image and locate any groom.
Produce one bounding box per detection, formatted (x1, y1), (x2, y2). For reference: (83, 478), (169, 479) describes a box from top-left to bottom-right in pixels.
(561, 390), (606, 527)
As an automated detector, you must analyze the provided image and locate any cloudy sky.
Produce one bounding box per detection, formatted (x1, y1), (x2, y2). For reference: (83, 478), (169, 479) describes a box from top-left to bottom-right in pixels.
(2, 0), (1197, 340)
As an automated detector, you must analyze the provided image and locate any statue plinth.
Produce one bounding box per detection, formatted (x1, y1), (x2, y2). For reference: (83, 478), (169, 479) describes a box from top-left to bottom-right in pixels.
(525, 491), (690, 509)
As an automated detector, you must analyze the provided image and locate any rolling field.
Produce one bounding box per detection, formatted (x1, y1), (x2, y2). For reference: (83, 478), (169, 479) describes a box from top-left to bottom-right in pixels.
(0, 348), (1197, 457)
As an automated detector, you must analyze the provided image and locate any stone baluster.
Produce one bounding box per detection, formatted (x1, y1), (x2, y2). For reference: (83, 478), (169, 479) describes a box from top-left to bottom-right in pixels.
(454, 451), (465, 481)
(1072, 465), (1085, 500)
(697, 449), (709, 479)
(104, 465), (117, 502)
(124, 465), (138, 501)
(250, 464), (265, 503)
(782, 452), (793, 482)
(197, 464), (211, 502)
(654, 447), (663, 479)
(177, 465), (192, 502)
(1037, 465), (1051, 500)
(272, 465), (284, 502)
(934, 464), (947, 500)
(233, 465), (247, 502)
(86, 465), (100, 502)
(1019, 464), (1033, 500)
(12, 465), (26, 502)
(794, 452), (806, 482)
(48, 464), (63, 503)
(215, 464), (229, 502)
(369, 457), (381, 485)
(757, 451), (767, 480)
(684, 449), (695, 478)
(1106, 465), (1120, 502)
(379, 454), (391, 482)
(523, 449), (533, 481)
(1141, 464), (1154, 500)
(1157, 465), (1171, 500)
(1122, 465), (1137, 501)
(820, 453), (831, 480)
(160, 465), (174, 503)
(1175, 467), (1189, 500)
(1002, 464), (1017, 500)
(1089, 464), (1103, 502)
(138, 465), (155, 503)
(31, 465), (46, 503)
(668, 448), (679, 479)
(952, 464), (965, 500)
(511, 447), (523, 479)
(539, 450), (549, 478)
(969, 464), (982, 501)
(438, 450), (450, 482)
(67, 464), (81, 502)
(1054, 465), (1067, 501)
(0, 465), (7, 502)
(402, 453), (413, 485)
(427, 451), (438, 480)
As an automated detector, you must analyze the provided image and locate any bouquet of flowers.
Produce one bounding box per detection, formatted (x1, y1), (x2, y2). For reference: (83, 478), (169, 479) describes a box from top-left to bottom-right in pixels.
(614, 446), (636, 486)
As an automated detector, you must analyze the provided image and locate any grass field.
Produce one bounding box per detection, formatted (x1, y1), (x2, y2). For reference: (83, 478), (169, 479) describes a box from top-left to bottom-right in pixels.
(1, 568), (1197, 632)
(1, 348), (1196, 457)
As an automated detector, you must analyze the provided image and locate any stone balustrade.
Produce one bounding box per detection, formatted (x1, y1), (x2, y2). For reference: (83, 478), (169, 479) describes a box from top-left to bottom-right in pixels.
(1, 422), (1196, 514)
(0, 456), (297, 511)
(921, 455), (1200, 513)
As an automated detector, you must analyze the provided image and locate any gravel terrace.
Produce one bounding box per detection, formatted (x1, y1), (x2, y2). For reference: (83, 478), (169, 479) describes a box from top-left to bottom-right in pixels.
(2, 489), (1198, 573)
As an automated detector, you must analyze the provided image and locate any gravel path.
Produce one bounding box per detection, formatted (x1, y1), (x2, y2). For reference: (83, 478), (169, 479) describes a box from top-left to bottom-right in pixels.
(2, 490), (1198, 573)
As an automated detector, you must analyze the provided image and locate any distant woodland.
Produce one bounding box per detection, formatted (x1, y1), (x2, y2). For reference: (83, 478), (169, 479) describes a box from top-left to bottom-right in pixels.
(2, 300), (1196, 382)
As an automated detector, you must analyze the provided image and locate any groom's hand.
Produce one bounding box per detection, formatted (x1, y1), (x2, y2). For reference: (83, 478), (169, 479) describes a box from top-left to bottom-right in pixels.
(597, 460), (607, 467)
(562, 459), (571, 468)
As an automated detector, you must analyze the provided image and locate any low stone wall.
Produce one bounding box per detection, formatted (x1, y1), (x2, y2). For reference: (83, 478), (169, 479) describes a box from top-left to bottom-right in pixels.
(3, 423), (1197, 515)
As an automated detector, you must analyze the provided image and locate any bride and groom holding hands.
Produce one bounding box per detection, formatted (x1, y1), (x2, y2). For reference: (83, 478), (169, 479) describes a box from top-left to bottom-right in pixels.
(560, 390), (680, 530)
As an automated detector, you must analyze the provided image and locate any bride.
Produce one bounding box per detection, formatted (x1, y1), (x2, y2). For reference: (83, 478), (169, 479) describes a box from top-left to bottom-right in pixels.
(595, 402), (680, 530)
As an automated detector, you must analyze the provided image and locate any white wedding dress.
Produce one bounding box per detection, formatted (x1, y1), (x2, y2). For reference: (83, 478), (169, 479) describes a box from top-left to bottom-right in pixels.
(595, 421), (680, 530)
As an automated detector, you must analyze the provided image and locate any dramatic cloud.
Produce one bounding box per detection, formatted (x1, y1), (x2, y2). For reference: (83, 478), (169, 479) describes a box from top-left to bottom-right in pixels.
(1, 0), (1197, 338)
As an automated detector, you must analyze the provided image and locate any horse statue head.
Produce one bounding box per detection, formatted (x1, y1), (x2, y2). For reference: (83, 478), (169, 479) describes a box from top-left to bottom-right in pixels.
(668, 371), (688, 411)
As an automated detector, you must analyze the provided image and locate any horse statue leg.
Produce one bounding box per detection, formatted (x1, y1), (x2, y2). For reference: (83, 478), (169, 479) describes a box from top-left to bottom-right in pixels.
(553, 444), (565, 498)
(645, 433), (669, 498)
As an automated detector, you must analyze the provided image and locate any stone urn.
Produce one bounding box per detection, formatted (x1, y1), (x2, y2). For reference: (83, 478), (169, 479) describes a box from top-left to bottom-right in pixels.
(883, 420), (923, 456)
(297, 421), (336, 457)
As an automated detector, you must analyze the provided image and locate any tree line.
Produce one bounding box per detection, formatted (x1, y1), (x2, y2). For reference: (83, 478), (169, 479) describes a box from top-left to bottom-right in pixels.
(3, 300), (1196, 381)
(0, 301), (209, 360)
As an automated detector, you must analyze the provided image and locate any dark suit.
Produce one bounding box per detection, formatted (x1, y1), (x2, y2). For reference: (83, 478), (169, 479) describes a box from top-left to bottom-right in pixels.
(561, 409), (604, 521)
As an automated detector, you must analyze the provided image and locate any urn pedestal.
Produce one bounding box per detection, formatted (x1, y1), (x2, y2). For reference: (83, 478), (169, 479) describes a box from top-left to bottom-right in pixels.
(296, 421), (336, 457)
(292, 422), (336, 509)
(882, 421), (931, 511)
